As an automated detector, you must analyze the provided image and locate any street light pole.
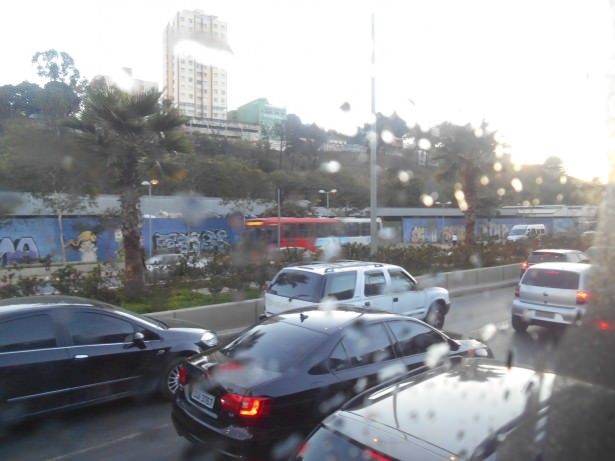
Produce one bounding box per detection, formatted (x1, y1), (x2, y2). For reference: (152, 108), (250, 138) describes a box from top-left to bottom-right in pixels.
(141, 179), (159, 258)
(435, 201), (452, 244)
(318, 189), (337, 210)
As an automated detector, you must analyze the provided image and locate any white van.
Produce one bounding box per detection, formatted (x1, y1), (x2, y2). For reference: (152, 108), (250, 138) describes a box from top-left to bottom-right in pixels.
(506, 224), (547, 241)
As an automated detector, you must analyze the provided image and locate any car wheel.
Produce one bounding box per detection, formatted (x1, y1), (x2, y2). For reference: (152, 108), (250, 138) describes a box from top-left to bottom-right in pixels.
(512, 314), (529, 333)
(426, 302), (445, 329)
(159, 357), (186, 400)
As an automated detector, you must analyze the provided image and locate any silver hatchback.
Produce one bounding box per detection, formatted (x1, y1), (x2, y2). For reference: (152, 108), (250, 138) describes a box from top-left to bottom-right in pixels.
(512, 262), (592, 332)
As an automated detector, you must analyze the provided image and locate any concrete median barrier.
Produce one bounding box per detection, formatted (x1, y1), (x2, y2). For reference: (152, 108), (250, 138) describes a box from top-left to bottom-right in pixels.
(147, 263), (521, 341)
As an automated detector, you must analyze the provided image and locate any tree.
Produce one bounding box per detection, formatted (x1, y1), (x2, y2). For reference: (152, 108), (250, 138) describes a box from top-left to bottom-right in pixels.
(69, 79), (191, 297)
(31, 50), (85, 135)
(0, 82), (43, 119)
(433, 121), (499, 245)
(32, 50), (82, 88)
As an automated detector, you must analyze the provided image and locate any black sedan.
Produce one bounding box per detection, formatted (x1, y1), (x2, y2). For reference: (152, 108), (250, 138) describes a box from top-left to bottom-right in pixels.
(171, 307), (492, 460)
(0, 295), (218, 426)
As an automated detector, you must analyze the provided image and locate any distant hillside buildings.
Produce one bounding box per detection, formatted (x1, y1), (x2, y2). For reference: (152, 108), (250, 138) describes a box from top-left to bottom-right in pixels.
(160, 9), (362, 151)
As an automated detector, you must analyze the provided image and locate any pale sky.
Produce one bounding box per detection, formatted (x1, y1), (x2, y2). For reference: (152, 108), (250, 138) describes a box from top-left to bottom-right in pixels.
(2, 0), (613, 183)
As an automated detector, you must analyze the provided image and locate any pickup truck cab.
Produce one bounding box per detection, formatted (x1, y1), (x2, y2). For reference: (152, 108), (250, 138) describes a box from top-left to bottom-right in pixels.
(264, 260), (451, 328)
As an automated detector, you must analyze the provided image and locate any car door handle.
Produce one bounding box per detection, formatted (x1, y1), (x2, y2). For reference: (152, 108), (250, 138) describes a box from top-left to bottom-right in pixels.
(74, 354), (89, 359)
(364, 301), (370, 306)
(393, 297), (399, 302)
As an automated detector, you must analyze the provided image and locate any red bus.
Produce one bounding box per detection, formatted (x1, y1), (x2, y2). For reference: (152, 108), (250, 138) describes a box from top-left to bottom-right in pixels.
(243, 217), (382, 253)
(244, 217), (343, 253)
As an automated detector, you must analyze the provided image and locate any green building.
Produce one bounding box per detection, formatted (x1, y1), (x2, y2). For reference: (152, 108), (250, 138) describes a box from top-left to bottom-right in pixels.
(228, 98), (287, 134)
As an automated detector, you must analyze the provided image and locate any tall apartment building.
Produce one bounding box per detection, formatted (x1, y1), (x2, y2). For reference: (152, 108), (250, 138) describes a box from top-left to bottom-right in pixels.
(163, 10), (231, 120)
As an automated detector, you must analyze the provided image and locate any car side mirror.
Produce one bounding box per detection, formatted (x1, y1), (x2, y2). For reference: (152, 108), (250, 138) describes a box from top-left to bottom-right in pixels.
(133, 331), (146, 349)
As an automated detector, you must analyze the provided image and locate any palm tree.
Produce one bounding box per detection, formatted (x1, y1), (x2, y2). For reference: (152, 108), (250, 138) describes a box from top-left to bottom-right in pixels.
(433, 121), (498, 246)
(69, 79), (190, 297)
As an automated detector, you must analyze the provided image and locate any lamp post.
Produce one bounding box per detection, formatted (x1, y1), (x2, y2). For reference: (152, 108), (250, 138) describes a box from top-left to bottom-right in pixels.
(141, 179), (159, 258)
(318, 189), (337, 209)
(435, 201), (452, 244)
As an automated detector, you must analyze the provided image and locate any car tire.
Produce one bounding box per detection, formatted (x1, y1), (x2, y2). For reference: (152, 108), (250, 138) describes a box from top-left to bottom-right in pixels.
(512, 314), (529, 333)
(159, 357), (187, 400)
(426, 302), (445, 329)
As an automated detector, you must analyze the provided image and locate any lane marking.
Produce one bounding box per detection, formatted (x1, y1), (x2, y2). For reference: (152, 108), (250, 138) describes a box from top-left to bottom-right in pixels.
(45, 423), (171, 461)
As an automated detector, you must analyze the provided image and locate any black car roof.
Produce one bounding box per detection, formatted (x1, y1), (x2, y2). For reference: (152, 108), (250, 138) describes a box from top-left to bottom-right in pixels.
(0, 295), (118, 316)
(270, 306), (415, 334)
(338, 358), (539, 458)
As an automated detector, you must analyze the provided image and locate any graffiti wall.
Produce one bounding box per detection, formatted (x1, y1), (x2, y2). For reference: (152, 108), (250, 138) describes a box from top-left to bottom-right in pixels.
(401, 217), (574, 245)
(143, 217), (240, 257)
(1, 215), (243, 266)
(0, 217), (117, 266)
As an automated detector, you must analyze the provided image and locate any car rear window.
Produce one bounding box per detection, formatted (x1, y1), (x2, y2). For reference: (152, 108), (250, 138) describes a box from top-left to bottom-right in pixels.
(291, 426), (400, 461)
(528, 252), (566, 264)
(221, 320), (326, 371)
(267, 269), (323, 302)
(522, 268), (580, 289)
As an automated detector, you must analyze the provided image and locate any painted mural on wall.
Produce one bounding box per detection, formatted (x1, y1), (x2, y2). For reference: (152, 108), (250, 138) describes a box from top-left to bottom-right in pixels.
(0, 212), (587, 266)
(144, 217), (239, 257)
(0, 215), (242, 266)
(66, 230), (99, 262)
(0, 236), (40, 266)
(401, 217), (583, 245)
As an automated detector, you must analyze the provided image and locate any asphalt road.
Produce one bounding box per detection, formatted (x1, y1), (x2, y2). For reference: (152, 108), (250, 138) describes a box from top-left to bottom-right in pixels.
(0, 286), (568, 461)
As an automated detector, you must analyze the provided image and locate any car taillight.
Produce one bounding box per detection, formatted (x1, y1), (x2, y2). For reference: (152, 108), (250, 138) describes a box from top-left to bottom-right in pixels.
(576, 291), (590, 305)
(595, 320), (614, 332)
(179, 366), (187, 385)
(521, 261), (528, 271)
(514, 285), (520, 297)
(220, 393), (270, 417)
(364, 449), (392, 461)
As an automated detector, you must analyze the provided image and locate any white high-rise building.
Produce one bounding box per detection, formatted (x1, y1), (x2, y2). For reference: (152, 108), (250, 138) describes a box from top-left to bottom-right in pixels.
(163, 10), (230, 120)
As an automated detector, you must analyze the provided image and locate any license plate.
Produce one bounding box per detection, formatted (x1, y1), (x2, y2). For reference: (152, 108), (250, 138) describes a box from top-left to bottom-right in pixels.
(191, 389), (215, 409)
(537, 311), (555, 319)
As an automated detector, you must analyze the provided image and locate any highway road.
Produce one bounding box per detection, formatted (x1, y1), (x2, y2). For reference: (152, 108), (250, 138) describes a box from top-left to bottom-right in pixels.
(0, 286), (569, 461)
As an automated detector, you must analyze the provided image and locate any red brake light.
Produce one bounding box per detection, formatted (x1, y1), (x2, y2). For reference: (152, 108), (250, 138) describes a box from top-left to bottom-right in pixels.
(179, 366), (187, 385)
(364, 449), (392, 461)
(220, 393), (270, 417)
(576, 291), (590, 305)
(514, 285), (520, 297)
(594, 320), (614, 332)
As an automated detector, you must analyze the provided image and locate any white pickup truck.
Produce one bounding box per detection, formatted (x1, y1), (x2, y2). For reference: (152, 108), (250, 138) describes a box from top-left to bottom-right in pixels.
(264, 260), (451, 328)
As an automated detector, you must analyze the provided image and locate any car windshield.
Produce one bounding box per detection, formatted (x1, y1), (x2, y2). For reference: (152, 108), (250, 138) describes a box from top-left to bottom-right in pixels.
(1, 1), (614, 460)
(268, 270), (322, 301)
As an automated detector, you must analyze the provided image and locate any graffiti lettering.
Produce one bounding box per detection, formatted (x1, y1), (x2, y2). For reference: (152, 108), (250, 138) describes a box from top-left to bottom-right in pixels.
(153, 230), (231, 255)
(0, 237), (40, 266)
